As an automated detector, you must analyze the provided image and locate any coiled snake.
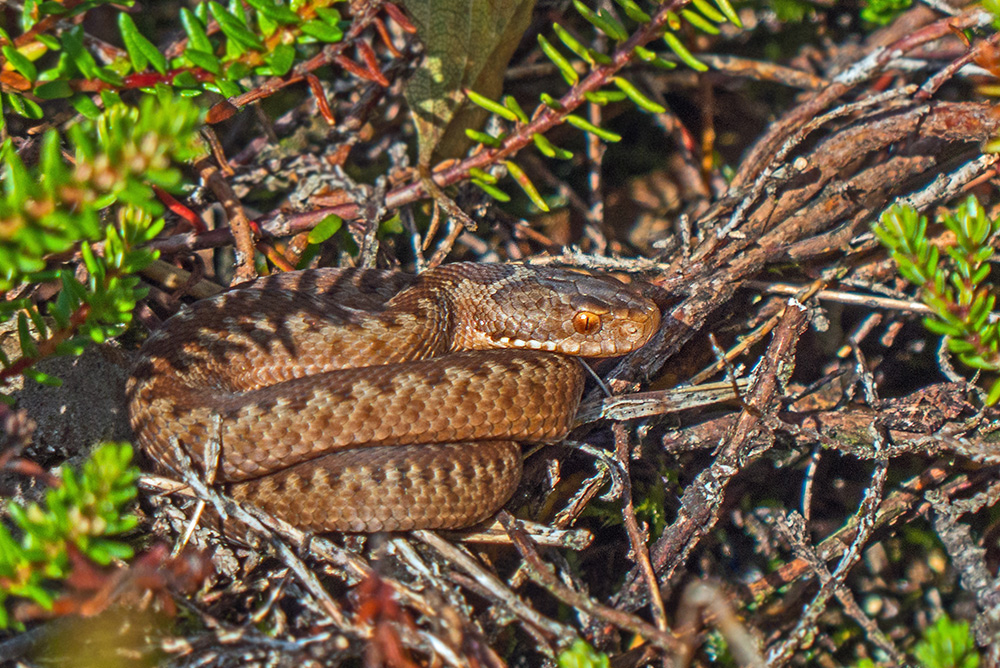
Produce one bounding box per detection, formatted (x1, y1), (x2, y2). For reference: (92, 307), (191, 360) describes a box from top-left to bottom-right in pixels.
(127, 263), (660, 531)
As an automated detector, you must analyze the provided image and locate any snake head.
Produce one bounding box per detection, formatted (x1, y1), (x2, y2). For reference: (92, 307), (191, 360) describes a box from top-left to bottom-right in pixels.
(444, 264), (661, 358)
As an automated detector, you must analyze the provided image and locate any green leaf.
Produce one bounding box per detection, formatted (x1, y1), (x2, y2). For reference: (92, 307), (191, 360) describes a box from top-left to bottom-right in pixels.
(80, 242), (100, 278)
(39, 129), (66, 190)
(981, 323), (1000, 347)
(958, 353), (997, 371)
(258, 11), (279, 37)
(2, 45), (37, 82)
(210, 1), (265, 50)
(184, 48), (221, 74)
(922, 318), (958, 337)
(245, 0), (301, 24)
(55, 340), (87, 356)
(98, 90), (123, 109)
(711, 0), (742, 27)
(229, 0), (250, 24)
(539, 92), (564, 109)
(663, 31), (709, 71)
(552, 22), (595, 65)
(987, 379), (1000, 406)
(613, 0), (651, 23)
(20, 583), (55, 610)
(94, 66), (125, 88)
(471, 179), (511, 202)
(36, 33), (61, 51)
(16, 312), (39, 359)
(34, 80), (73, 99)
(465, 89), (520, 122)
(505, 160), (549, 212)
(90, 538), (134, 562)
(565, 114), (621, 142)
(2, 142), (30, 204)
(573, 0), (628, 41)
(22, 367), (62, 387)
(173, 73), (201, 91)
(315, 7), (341, 24)
(226, 61), (252, 81)
(682, 8), (721, 34)
(468, 167), (497, 184)
(584, 90), (628, 105)
(537, 34), (578, 85)
(632, 45), (677, 70)
(264, 43), (296, 76)
(307, 214), (343, 244)
(26, 304), (47, 339)
(118, 12), (168, 74)
(180, 8), (214, 53)
(691, 0), (727, 22)
(947, 338), (976, 354)
(612, 76), (666, 113)
(597, 10), (629, 41)
(61, 26), (99, 79)
(558, 639), (610, 668)
(6, 93), (43, 119)
(299, 18), (344, 42)
(861, 0), (912, 26)
(212, 78), (243, 98)
(532, 133), (573, 160)
(464, 127), (504, 147)
(971, 301), (992, 332)
(503, 95), (529, 124)
(587, 48), (612, 65)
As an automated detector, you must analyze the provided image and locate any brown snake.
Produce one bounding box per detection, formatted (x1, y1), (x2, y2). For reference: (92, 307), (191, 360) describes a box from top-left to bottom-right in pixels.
(127, 263), (660, 531)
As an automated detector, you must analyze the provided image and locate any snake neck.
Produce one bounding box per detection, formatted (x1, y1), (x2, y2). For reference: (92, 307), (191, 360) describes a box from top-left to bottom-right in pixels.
(411, 263), (519, 352)
(380, 274), (460, 353)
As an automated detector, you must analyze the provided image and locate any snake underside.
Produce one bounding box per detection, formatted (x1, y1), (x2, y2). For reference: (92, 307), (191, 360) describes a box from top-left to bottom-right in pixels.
(127, 263), (660, 531)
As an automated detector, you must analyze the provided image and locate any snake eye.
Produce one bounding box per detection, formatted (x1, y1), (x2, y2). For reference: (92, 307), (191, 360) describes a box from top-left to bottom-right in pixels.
(573, 311), (601, 335)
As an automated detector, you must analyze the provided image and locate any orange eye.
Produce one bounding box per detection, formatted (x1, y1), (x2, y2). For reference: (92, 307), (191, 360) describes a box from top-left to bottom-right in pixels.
(573, 311), (601, 335)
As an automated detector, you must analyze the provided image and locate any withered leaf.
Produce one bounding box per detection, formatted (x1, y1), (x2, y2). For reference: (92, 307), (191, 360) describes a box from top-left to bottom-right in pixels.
(400, 0), (537, 165)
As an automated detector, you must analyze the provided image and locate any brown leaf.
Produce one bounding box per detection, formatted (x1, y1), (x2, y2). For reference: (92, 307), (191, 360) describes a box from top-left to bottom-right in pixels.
(400, 0), (536, 165)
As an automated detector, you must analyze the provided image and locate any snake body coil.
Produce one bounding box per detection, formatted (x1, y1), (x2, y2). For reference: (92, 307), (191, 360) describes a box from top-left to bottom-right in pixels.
(127, 263), (660, 531)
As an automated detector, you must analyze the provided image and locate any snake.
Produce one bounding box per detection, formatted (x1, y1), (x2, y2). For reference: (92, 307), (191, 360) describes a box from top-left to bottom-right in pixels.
(127, 263), (660, 532)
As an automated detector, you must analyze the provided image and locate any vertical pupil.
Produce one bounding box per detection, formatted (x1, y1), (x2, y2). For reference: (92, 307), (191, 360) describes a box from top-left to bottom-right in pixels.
(573, 311), (600, 335)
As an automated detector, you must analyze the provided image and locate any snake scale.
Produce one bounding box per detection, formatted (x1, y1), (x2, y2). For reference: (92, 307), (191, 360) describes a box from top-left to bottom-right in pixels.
(127, 263), (660, 531)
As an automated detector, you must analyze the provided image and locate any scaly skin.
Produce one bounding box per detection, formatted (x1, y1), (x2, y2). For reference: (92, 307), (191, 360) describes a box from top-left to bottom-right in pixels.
(127, 263), (660, 531)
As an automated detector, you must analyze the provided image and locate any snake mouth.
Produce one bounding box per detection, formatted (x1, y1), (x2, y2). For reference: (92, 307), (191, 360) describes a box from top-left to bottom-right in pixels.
(492, 332), (650, 357)
(492, 334), (634, 357)
(494, 336), (562, 352)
